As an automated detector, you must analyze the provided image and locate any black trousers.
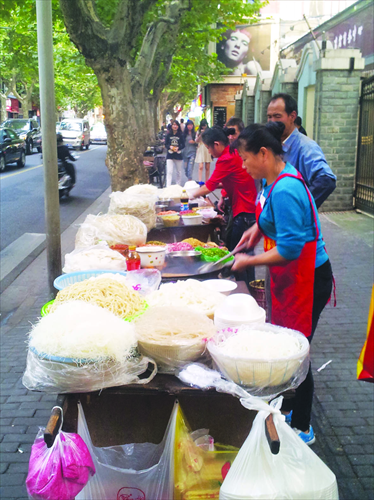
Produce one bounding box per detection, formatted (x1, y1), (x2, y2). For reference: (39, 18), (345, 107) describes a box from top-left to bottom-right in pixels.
(281, 259), (333, 431)
(228, 212), (256, 289)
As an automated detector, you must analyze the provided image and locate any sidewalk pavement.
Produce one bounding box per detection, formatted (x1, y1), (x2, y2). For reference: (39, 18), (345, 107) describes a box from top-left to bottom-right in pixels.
(0, 192), (373, 499)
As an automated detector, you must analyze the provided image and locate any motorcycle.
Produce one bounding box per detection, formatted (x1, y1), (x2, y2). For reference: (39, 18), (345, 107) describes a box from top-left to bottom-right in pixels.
(40, 148), (77, 199)
(58, 160), (75, 199)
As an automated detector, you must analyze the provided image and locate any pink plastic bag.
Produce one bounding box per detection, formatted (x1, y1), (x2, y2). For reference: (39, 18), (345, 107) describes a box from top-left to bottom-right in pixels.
(26, 428), (95, 500)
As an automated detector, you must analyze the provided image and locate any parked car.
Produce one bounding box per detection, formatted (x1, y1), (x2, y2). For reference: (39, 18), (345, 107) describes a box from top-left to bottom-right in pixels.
(0, 127), (26, 171)
(56, 122), (61, 132)
(58, 119), (90, 150)
(90, 122), (107, 144)
(1, 118), (42, 155)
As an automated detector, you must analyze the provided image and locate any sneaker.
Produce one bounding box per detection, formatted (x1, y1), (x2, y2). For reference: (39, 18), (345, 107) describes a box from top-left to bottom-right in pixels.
(293, 425), (316, 445)
(284, 410), (293, 425)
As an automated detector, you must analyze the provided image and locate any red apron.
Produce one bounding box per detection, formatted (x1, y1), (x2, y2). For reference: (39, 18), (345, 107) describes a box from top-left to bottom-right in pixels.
(256, 172), (320, 338)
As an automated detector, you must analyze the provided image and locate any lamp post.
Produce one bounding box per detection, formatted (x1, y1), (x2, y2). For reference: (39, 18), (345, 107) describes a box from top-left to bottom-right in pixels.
(36, 0), (62, 295)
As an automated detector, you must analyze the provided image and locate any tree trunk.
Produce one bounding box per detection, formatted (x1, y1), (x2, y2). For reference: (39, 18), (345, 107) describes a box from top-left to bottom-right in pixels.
(0, 95), (7, 122)
(94, 61), (149, 192)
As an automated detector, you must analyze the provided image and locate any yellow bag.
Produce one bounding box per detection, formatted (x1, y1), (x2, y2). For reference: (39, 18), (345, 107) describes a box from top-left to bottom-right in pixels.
(174, 405), (238, 500)
(357, 285), (374, 382)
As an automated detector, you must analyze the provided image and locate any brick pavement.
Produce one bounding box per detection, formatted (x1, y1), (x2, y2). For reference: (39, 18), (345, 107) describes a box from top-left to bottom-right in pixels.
(0, 206), (373, 500)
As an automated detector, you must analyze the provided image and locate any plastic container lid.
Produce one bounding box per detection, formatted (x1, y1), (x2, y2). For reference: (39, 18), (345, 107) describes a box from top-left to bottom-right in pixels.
(214, 293), (264, 322)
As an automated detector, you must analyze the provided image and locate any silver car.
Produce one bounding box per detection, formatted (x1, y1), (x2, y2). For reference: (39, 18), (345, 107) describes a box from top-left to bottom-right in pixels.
(59, 119), (90, 150)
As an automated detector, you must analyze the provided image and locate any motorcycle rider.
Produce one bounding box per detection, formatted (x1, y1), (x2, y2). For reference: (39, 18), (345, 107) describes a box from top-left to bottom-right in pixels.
(57, 133), (76, 185)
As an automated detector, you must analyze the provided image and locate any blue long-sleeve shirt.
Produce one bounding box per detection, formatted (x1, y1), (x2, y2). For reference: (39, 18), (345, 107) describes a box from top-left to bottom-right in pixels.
(259, 163), (329, 268)
(282, 128), (336, 207)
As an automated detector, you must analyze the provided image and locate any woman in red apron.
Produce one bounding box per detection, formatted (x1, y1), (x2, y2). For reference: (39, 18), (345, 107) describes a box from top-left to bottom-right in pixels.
(232, 122), (333, 445)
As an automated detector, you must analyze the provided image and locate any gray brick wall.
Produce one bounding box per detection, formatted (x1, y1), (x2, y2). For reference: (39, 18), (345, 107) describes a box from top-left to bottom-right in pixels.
(314, 69), (361, 212)
(260, 90), (272, 123)
(281, 82), (298, 103)
(246, 95), (255, 125)
(234, 99), (242, 119)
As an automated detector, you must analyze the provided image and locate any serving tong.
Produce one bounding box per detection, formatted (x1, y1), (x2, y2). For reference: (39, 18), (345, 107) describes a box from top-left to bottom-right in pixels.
(197, 243), (247, 274)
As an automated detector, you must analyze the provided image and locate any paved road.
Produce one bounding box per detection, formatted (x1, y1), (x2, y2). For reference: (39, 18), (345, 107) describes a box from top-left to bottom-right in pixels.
(0, 146), (110, 251)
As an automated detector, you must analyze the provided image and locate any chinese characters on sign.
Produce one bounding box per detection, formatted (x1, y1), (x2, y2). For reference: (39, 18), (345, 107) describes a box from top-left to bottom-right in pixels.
(334, 25), (364, 49)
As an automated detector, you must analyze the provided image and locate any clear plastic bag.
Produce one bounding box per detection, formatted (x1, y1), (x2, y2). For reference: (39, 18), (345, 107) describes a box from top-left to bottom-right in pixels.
(108, 191), (157, 231)
(76, 401), (178, 500)
(75, 213), (147, 248)
(22, 349), (157, 393)
(125, 269), (162, 296)
(207, 323), (310, 399)
(63, 243), (127, 273)
(26, 428), (95, 500)
(219, 397), (339, 500)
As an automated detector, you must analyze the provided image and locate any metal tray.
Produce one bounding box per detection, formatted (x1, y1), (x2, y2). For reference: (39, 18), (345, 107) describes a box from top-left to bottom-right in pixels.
(168, 250), (202, 258)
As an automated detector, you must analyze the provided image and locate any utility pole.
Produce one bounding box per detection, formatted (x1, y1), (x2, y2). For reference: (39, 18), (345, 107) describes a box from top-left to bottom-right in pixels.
(36, 0), (62, 296)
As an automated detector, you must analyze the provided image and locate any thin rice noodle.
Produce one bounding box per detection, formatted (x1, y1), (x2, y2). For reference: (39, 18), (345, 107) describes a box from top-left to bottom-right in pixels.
(135, 307), (216, 345)
(108, 191), (157, 231)
(29, 301), (137, 363)
(75, 214), (147, 248)
(147, 279), (225, 318)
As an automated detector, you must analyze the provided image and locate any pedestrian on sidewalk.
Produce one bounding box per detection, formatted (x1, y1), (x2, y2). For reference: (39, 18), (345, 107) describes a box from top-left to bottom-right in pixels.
(165, 120), (185, 186)
(232, 121), (333, 445)
(182, 119), (197, 181)
(195, 119), (211, 183)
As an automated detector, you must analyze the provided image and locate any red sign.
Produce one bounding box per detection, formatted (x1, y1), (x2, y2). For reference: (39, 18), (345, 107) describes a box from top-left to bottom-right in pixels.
(6, 98), (19, 113)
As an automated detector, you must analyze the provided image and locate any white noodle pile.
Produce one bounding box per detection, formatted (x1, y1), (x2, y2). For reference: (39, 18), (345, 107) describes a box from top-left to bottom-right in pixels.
(75, 214), (147, 248)
(29, 301), (137, 363)
(147, 279), (225, 318)
(135, 307), (216, 345)
(63, 245), (127, 273)
(108, 191), (157, 231)
(124, 184), (158, 197)
(216, 328), (302, 360)
(158, 184), (183, 200)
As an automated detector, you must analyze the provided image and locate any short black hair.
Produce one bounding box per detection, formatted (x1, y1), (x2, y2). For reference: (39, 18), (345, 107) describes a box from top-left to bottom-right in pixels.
(295, 116), (302, 126)
(202, 126), (229, 148)
(226, 117), (244, 132)
(269, 93), (298, 116)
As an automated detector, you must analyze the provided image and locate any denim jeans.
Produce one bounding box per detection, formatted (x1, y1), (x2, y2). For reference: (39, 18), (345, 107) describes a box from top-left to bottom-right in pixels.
(184, 154), (196, 181)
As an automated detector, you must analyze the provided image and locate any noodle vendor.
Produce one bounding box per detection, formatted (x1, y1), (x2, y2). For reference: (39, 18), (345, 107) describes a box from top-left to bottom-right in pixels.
(191, 126), (257, 289)
(231, 122), (333, 445)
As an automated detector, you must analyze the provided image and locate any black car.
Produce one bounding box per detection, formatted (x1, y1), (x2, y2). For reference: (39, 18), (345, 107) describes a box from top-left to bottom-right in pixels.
(0, 127), (26, 171)
(1, 118), (42, 155)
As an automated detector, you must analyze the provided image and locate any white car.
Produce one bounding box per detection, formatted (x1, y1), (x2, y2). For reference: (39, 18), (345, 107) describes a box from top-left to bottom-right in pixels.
(90, 123), (107, 144)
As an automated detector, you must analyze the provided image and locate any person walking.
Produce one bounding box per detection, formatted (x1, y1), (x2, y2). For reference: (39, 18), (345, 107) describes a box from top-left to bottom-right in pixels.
(182, 119), (197, 181)
(195, 119), (211, 183)
(232, 121), (333, 445)
(165, 120), (185, 187)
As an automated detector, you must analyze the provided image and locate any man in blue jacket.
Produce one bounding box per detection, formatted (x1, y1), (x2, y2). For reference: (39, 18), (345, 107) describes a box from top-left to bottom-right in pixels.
(267, 93), (336, 208)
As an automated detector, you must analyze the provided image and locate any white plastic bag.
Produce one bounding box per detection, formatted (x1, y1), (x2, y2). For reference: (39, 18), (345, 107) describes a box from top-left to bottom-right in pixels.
(219, 397), (339, 500)
(76, 401), (178, 500)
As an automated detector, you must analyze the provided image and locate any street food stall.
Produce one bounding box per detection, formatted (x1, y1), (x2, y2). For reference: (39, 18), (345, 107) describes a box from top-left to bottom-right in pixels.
(23, 183), (338, 500)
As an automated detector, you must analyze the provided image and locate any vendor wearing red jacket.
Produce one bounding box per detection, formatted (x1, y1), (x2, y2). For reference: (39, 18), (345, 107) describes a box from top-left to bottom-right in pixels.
(192, 126), (257, 288)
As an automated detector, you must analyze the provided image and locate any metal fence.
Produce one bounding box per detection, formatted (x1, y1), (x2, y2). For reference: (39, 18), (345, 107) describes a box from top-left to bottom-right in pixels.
(355, 75), (374, 215)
